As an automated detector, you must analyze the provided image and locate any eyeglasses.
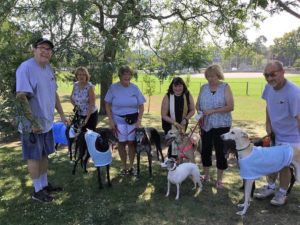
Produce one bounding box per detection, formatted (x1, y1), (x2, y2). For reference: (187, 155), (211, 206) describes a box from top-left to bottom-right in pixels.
(36, 46), (53, 52)
(263, 70), (281, 78)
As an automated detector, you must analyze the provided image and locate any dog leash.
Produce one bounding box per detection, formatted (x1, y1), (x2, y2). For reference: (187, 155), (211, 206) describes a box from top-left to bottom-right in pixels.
(188, 115), (203, 139)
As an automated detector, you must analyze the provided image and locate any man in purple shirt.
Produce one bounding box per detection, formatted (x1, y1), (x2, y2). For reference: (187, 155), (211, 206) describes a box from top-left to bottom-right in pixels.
(16, 38), (67, 202)
(254, 60), (300, 206)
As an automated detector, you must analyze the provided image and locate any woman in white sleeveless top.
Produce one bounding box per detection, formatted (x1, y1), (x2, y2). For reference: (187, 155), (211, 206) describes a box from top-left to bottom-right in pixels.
(196, 64), (234, 189)
(70, 66), (98, 131)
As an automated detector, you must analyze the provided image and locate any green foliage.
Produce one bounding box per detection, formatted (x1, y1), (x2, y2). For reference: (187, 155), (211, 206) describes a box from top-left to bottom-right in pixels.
(0, 20), (36, 134)
(293, 58), (300, 67)
(143, 75), (156, 97)
(185, 75), (191, 88)
(153, 22), (211, 72)
(271, 27), (300, 67)
(143, 75), (156, 113)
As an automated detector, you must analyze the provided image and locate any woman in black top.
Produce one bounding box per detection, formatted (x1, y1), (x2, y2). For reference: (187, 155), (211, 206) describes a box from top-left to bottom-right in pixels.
(161, 77), (195, 158)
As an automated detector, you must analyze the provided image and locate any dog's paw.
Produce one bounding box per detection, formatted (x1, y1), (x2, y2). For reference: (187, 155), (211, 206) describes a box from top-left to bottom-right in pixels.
(237, 202), (250, 208)
(236, 210), (246, 216)
(237, 203), (245, 208)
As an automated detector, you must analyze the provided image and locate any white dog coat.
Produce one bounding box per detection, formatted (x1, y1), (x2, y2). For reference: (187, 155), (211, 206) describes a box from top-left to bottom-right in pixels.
(239, 145), (293, 179)
(85, 130), (112, 167)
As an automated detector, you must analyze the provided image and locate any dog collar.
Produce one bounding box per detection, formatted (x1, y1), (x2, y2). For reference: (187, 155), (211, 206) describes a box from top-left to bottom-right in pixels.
(237, 143), (251, 152)
(170, 164), (177, 171)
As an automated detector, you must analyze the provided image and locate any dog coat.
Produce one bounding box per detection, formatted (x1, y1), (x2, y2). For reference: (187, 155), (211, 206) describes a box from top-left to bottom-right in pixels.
(52, 122), (68, 145)
(239, 145), (293, 180)
(85, 130), (112, 167)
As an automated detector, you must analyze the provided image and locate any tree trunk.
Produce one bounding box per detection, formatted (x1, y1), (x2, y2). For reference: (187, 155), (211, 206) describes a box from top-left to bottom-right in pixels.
(147, 96), (151, 113)
(99, 76), (113, 115)
(98, 45), (116, 115)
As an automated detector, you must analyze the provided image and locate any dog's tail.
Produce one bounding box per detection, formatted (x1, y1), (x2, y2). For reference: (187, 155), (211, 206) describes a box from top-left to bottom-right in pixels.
(150, 128), (164, 162)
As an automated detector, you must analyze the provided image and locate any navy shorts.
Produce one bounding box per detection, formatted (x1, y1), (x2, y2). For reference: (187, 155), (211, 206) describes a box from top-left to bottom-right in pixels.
(21, 129), (55, 160)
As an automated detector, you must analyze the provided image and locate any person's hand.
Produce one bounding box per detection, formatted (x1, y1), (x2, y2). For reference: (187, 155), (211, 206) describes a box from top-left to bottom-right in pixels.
(173, 121), (183, 131)
(60, 114), (70, 125)
(136, 119), (142, 128)
(31, 121), (43, 134)
(203, 109), (215, 116)
(109, 119), (116, 131)
(180, 118), (187, 127)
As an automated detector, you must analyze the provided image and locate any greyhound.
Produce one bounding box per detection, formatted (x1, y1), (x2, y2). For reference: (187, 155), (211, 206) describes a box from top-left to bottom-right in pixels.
(164, 129), (201, 163)
(161, 158), (202, 200)
(221, 127), (300, 216)
(135, 127), (164, 177)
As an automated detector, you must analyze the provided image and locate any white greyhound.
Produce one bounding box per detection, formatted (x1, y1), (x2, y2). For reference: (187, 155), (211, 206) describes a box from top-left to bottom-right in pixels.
(221, 127), (300, 216)
(161, 158), (202, 200)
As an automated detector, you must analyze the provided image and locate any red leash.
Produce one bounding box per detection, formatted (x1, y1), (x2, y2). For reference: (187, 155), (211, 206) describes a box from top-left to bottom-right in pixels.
(188, 113), (204, 138)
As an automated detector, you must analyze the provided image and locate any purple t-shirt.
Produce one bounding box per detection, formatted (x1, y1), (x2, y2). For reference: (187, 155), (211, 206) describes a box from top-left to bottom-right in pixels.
(262, 80), (300, 143)
(16, 57), (57, 133)
(104, 82), (145, 124)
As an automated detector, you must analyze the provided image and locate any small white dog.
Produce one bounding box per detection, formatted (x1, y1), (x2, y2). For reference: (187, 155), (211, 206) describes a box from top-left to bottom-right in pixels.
(161, 158), (202, 200)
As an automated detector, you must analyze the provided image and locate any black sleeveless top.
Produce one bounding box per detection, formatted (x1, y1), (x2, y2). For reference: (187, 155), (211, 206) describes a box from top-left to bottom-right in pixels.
(162, 92), (190, 133)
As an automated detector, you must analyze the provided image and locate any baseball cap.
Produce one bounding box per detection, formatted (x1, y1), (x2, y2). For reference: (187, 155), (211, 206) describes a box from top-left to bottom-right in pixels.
(33, 37), (54, 49)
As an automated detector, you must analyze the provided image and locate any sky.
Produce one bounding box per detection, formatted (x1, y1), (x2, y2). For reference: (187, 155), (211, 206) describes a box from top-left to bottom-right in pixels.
(246, 11), (300, 46)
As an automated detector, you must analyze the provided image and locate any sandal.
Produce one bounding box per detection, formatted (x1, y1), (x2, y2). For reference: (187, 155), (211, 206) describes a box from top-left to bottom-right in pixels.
(216, 181), (225, 189)
(128, 167), (137, 176)
(119, 169), (127, 176)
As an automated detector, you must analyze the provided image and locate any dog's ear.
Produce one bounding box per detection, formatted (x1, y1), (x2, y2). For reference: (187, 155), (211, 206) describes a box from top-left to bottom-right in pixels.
(145, 128), (151, 141)
(241, 131), (249, 139)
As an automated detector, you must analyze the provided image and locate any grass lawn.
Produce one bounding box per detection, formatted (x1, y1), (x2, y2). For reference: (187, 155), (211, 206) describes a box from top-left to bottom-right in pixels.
(1, 114), (300, 224)
(1, 75), (300, 224)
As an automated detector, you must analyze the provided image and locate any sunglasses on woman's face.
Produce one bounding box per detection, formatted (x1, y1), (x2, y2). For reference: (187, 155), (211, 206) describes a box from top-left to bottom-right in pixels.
(263, 70), (281, 78)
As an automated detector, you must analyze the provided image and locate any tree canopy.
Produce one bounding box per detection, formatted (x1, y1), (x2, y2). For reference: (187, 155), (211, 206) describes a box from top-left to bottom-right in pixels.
(0, 0), (299, 130)
(7, 0), (269, 113)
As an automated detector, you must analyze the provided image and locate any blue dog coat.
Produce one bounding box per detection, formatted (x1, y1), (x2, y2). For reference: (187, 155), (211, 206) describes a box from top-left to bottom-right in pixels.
(52, 122), (68, 145)
(85, 130), (112, 167)
(239, 145), (293, 180)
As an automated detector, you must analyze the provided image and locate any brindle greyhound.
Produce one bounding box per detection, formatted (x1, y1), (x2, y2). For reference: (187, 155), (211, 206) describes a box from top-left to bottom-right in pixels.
(135, 127), (164, 177)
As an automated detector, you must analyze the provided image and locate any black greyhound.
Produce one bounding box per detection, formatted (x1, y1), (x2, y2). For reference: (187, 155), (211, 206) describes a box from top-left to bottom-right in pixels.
(72, 128), (117, 175)
(135, 127), (165, 177)
(65, 106), (85, 161)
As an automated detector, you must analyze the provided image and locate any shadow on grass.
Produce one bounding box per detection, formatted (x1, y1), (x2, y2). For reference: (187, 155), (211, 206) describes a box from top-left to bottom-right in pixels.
(1, 118), (300, 224)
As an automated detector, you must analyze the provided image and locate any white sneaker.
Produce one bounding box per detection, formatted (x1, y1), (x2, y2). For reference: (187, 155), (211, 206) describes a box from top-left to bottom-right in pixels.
(254, 185), (275, 199)
(270, 191), (287, 206)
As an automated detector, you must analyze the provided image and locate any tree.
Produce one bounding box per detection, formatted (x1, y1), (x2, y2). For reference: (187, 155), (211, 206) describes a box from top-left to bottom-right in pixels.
(271, 0), (300, 19)
(143, 75), (156, 113)
(222, 43), (258, 71)
(0, 0), (17, 24)
(271, 27), (300, 66)
(253, 0), (300, 19)
(152, 22), (211, 73)
(0, 20), (36, 134)
(8, 0), (266, 114)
